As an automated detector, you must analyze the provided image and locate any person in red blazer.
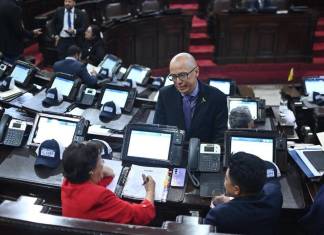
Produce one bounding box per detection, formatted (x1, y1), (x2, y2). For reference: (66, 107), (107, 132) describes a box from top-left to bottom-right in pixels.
(61, 141), (156, 225)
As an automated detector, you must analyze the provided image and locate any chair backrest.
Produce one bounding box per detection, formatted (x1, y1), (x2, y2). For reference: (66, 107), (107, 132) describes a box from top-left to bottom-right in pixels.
(211, 0), (231, 13)
(142, 0), (160, 12)
(105, 2), (123, 18)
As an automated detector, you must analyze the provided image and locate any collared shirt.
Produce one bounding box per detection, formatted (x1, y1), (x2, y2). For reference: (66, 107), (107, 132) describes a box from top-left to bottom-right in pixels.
(181, 81), (199, 117)
(65, 56), (77, 61)
(60, 7), (75, 38)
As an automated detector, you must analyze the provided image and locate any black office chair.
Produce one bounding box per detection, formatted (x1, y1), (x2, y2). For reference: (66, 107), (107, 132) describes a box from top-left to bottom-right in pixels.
(105, 2), (123, 19)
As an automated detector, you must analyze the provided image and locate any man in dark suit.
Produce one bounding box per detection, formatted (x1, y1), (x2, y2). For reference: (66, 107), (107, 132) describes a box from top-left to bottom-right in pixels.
(205, 152), (283, 234)
(51, 0), (88, 59)
(153, 52), (227, 143)
(0, 0), (42, 63)
(53, 45), (97, 87)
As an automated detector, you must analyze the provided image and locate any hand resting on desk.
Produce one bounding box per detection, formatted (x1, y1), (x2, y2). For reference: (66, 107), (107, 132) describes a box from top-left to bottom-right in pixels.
(142, 175), (156, 203)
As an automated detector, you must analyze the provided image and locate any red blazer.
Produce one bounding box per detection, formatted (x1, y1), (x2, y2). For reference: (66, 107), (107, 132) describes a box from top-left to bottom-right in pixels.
(61, 177), (155, 225)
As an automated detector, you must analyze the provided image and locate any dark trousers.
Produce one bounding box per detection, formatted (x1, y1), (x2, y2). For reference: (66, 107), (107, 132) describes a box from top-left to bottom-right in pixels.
(57, 37), (77, 59)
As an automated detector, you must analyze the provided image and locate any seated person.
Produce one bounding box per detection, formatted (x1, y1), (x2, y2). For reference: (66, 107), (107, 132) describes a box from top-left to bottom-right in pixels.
(153, 52), (228, 143)
(53, 45), (97, 87)
(229, 106), (254, 129)
(299, 175), (324, 234)
(205, 152), (283, 234)
(82, 25), (105, 66)
(61, 141), (156, 225)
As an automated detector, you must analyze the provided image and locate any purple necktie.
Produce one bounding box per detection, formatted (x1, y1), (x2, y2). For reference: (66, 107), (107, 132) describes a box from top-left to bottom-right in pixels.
(183, 95), (194, 131)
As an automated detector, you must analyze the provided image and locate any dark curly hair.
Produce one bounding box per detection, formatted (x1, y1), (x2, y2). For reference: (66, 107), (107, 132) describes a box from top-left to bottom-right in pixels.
(62, 142), (100, 183)
(228, 152), (266, 194)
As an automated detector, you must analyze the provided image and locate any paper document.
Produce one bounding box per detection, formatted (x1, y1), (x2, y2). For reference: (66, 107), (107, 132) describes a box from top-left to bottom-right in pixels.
(122, 165), (169, 201)
(104, 159), (123, 192)
(0, 86), (23, 100)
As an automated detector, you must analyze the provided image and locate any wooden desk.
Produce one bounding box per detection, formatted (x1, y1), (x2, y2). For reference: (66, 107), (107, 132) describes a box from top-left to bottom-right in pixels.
(208, 10), (318, 64)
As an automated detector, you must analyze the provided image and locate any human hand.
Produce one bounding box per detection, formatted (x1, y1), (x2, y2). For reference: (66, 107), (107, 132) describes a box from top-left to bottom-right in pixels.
(90, 69), (97, 76)
(33, 28), (42, 37)
(142, 174), (155, 193)
(102, 165), (114, 178)
(210, 194), (231, 208)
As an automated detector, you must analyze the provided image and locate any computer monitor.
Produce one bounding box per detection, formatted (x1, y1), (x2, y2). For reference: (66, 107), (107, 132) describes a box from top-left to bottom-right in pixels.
(49, 73), (79, 100)
(208, 79), (235, 96)
(124, 65), (150, 85)
(224, 130), (277, 166)
(9, 61), (34, 87)
(28, 113), (80, 147)
(121, 124), (184, 166)
(99, 54), (122, 77)
(100, 87), (129, 108)
(303, 77), (324, 96)
(227, 97), (258, 120)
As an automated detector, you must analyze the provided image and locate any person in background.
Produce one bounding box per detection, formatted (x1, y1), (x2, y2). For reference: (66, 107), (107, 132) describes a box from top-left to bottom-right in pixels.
(229, 106), (254, 129)
(82, 25), (105, 66)
(205, 152), (283, 235)
(154, 52), (228, 143)
(53, 45), (97, 86)
(299, 175), (324, 234)
(61, 141), (156, 225)
(51, 0), (88, 59)
(0, 0), (42, 63)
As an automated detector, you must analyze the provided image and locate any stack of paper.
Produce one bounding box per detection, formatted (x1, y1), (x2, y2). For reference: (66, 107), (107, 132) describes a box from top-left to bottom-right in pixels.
(122, 164), (169, 201)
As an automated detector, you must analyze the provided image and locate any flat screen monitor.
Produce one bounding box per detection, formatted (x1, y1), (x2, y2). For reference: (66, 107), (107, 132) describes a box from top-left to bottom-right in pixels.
(100, 88), (129, 108)
(10, 64), (30, 84)
(100, 56), (119, 77)
(28, 113), (79, 147)
(126, 67), (148, 84)
(228, 98), (258, 120)
(121, 124), (184, 166)
(50, 76), (74, 97)
(224, 130), (276, 166)
(303, 77), (324, 95)
(209, 80), (231, 95)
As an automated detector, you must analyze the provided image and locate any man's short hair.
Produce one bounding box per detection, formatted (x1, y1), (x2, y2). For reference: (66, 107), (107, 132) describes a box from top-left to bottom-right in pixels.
(229, 152), (266, 194)
(67, 45), (81, 57)
(62, 142), (100, 183)
(229, 106), (252, 128)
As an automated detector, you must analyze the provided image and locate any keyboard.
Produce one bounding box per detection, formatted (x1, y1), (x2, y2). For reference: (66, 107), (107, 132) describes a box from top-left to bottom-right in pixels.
(130, 108), (152, 124)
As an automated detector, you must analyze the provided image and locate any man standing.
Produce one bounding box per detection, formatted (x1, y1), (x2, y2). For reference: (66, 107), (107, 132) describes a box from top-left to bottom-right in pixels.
(51, 0), (88, 59)
(0, 0), (42, 63)
(153, 52), (227, 143)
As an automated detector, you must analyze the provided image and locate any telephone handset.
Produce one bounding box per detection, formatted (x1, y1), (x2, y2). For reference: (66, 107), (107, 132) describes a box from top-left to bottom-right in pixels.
(0, 114), (27, 147)
(76, 84), (96, 107)
(73, 118), (90, 143)
(256, 99), (266, 123)
(0, 63), (8, 79)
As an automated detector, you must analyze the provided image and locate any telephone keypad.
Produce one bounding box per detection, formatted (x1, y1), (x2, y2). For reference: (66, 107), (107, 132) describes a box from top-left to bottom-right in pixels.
(3, 130), (24, 146)
(198, 155), (220, 172)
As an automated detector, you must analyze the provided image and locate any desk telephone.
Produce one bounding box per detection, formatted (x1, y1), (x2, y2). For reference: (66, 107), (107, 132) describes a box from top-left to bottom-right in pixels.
(72, 118), (90, 143)
(0, 62), (9, 79)
(76, 84), (97, 107)
(188, 138), (221, 173)
(0, 114), (27, 147)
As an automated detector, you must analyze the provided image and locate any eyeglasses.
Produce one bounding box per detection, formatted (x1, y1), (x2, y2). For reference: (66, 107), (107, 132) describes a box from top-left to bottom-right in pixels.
(167, 66), (197, 81)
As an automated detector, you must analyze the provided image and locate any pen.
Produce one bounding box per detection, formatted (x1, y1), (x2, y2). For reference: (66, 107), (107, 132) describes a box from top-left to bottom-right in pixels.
(142, 174), (148, 185)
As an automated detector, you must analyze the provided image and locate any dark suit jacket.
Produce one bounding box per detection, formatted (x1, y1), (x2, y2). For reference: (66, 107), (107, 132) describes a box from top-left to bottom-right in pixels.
(0, 0), (33, 58)
(51, 7), (88, 40)
(300, 185), (324, 234)
(53, 58), (97, 87)
(153, 81), (228, 143)
(81, 39), (106, 66)
(205, 180), (283, 235)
